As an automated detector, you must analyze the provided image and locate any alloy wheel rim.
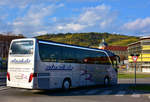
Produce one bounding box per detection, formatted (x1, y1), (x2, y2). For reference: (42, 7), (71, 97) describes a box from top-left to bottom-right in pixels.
(64, 81), (70, 89)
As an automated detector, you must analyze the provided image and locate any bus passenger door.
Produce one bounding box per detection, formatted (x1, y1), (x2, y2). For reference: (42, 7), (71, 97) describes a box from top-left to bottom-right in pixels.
(95, 64), (106, 84)
(86, 64), (95, 86)
(80, 64), (87, 86)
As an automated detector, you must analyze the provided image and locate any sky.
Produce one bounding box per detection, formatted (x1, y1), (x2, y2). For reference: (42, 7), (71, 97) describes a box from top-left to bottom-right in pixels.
(0, 0), (150, 37)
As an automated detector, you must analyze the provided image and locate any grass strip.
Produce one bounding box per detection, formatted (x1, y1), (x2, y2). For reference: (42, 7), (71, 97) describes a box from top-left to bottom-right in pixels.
(118, 73), (150, 79)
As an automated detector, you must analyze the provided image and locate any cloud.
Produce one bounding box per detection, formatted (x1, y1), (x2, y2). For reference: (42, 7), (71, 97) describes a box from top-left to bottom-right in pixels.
(65, 0), (119, 3)
(78, 4), (113, 27)
(0, 19), (13, 33)
(66, 0), (101, 2)
(12, 3), (64, 36)
(54, 4), (117, 33)
(122, 17), (150, 34)
(57, 23), (86, 31)
(78, 5), (109, 26)
(0, 0), (31, 8)
(0, 0), (60, 8)
(0, 2), (117, 36)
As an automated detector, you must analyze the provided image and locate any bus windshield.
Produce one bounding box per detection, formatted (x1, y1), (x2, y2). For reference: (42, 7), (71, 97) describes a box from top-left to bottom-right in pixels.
(10, 40), (34, 55)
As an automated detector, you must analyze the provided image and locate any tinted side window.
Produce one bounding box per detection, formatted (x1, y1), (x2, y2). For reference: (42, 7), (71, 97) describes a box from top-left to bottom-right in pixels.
(39, 43), (62, 62)
(88, 52), (105, 64)
(99, 52), (111, 65)
(61, 47), (80, 63)
(77, 50), (102, 64)
(38, 43), (111, 65)
(82, 51), (111, 65)
(82, 50), (97, 64)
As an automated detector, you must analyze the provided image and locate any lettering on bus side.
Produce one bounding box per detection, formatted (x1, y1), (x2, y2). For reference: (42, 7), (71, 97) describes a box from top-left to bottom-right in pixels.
(45, 64), (73, 71)
(11, 58), (31, 64)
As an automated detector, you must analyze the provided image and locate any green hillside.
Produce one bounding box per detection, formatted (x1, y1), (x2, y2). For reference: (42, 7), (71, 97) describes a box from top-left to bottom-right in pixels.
(36, 32), (139, 48)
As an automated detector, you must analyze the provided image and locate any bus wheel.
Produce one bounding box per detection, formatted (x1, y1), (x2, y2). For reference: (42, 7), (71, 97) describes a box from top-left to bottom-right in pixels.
(62, 79), (71, 91)
(104, 77), (110, 87)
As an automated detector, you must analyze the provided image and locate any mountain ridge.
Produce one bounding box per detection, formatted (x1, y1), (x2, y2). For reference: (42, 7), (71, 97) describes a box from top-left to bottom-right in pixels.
(36, 32), (139, 48)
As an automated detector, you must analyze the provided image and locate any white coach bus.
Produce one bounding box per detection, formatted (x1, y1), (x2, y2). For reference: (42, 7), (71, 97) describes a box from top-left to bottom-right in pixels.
(7, 38), (119, 90)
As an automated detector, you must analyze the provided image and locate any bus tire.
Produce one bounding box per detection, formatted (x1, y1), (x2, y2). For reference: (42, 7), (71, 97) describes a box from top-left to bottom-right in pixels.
(104, 77), (110, 87)
(62, 79), (71, 91)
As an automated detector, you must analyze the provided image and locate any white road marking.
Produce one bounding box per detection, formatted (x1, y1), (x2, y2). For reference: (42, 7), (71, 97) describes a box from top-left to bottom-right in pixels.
(115, 91), (126, 96)
(131, 93), (141, 98)
(0, 86), (9, 91)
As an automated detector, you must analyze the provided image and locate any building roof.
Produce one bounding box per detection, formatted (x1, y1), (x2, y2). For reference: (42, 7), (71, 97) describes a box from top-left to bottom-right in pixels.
(140, 36), (150, 39)
(140, 36), (150, 40)
(104, 46), (128, 51)
(128, 41), (140, 46)
(128, 36), (150, 47)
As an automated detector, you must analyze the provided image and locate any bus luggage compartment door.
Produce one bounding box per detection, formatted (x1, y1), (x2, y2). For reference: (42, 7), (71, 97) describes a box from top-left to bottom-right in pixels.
(38, 73), (50, 89)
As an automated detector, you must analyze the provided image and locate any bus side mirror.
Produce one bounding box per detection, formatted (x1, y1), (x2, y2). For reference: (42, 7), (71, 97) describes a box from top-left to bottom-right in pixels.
(9, 50), (12, 54)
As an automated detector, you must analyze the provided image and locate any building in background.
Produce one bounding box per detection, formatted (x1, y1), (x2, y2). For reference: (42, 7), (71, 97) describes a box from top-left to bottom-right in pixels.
(104, 46), (128, 62)
(99, 39), (128, 67)
(0, 34), (24, 59)
(128, 36), (150, 72)
(98, 39), (108, 49)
